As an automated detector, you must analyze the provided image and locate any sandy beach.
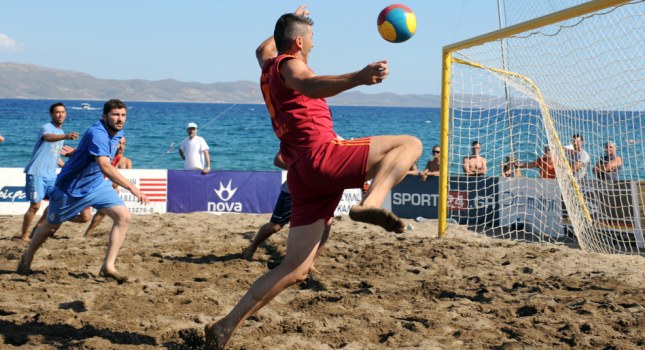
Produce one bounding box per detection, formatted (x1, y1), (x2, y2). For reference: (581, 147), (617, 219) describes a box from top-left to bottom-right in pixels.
(0, 213), (643, 349)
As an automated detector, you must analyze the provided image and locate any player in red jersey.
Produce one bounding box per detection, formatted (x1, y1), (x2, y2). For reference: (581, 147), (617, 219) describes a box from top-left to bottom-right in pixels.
(205, 6), (422, 349)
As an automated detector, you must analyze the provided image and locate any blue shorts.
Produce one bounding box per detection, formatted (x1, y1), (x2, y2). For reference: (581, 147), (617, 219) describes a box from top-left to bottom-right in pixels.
(270, 190), (292, 225)
(47, 183), (125, 225)
(25, 174), (56, 203)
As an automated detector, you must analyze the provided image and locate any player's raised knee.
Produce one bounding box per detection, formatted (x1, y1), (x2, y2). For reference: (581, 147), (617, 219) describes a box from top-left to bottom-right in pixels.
(404, 135), (423, 158)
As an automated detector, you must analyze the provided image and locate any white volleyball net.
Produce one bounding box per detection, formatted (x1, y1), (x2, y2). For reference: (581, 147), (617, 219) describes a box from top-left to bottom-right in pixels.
(443, 0), (645, 254)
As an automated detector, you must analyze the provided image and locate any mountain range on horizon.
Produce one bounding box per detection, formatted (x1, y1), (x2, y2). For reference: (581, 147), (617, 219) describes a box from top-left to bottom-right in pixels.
(0, 62), (443, 108)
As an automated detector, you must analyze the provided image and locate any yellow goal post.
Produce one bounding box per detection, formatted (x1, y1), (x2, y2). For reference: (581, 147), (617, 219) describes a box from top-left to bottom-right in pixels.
(438, 0), (644, 254)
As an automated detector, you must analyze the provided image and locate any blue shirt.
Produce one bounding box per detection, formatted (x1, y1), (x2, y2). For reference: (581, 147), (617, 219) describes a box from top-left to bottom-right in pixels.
(24, 122), (65, 178)
(55, 120), (123, 197)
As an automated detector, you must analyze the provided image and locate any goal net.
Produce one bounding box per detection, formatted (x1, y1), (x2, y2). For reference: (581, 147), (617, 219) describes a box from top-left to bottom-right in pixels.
(441, 0), (644, 254)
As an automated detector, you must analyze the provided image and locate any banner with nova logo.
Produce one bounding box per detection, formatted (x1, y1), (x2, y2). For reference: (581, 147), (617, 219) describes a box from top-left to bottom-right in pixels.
(167, 170), (281, 214)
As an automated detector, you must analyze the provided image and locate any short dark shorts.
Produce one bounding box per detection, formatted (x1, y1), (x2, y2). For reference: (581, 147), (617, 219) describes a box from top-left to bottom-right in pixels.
(270, 190), (292, 225)
(288, 137), (371, 227)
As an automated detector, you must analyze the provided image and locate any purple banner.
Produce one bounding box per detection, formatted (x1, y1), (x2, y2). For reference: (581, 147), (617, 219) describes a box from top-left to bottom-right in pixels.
(167, 170), (282, 214)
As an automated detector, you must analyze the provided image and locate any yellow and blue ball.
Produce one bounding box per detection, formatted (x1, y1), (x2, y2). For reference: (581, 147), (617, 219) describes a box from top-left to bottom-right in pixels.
(377, 4), (416, 43)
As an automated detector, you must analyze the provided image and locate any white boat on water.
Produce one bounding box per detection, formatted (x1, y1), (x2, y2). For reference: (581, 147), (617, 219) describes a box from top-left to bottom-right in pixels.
(81, 103), (91, 110)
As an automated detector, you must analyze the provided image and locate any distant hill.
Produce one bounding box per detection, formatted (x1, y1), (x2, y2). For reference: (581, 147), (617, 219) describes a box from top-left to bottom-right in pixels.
(0, 62), (444, 107)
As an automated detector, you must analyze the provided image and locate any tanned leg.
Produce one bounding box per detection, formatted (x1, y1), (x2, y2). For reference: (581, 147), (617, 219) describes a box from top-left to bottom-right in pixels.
(242, 222), (283, 260)
(19, 202), (41, 241)
(84, 210), (106, 236)
(350, 135), (422, 232)
(17, 222), (61, 274)
(205, 219), (325, 349)
(97, 205), (131, 283)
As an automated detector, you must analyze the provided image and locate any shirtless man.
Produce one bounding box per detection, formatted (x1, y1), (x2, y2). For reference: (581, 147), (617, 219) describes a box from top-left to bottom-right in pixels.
(463, 140), (487, 176)
(204, 6), (422, 349)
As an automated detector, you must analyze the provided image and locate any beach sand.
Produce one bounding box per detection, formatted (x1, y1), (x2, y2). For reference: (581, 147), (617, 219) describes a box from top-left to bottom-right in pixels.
(0, 213), (643, 349)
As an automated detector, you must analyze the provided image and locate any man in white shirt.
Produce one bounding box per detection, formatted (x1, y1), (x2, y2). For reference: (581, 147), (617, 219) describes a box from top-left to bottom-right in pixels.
(179, 122), (210, 174)
(564, 134), (590, 181)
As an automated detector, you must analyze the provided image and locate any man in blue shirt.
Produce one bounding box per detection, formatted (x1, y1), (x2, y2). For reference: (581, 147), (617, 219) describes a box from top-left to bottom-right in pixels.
(19, 102), (79, 241)
(18, 99), (149, 283)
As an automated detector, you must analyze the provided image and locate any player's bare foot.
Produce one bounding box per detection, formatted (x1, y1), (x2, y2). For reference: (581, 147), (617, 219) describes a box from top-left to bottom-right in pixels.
(349, 205), (405, 233)
(12, 236), (30, 243)
(205, 321), (232, 350)
(17, 253), (33, 275)
(99, 267), (128, 284)
(241, 246), (256, 261)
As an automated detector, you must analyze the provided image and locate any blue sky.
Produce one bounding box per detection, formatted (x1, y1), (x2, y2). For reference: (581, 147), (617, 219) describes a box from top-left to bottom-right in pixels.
(0, 1), (500, 95)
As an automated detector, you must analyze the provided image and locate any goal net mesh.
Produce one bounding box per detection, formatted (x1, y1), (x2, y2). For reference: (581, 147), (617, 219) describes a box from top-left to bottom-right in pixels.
(447, 0), (644, 254)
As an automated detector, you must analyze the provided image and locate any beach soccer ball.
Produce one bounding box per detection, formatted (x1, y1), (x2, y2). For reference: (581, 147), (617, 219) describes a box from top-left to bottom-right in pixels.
(377, 4), (416, 43)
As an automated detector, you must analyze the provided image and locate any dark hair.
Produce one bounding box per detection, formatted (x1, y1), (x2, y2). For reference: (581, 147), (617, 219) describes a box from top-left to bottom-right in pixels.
(49, 102), (65, 114)
(471, 140), (480, 147)
(103, 99), (127, 115)
(544, 145), (550, 153)
(274, 13), (314, 52)
(572, 134), (583, 141)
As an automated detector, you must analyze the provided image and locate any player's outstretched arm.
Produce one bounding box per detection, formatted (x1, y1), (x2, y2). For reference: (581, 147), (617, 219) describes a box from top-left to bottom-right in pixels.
(97, 156), (149, 205)
(282, 60), (388, 99)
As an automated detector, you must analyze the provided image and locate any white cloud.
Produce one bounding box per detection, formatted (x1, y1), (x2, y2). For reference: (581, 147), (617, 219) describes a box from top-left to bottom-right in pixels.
(0, 33), (24, 52)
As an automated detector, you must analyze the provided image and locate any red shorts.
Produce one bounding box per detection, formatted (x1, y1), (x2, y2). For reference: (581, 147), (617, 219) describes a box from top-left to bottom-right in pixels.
(288, 137), (371, 227)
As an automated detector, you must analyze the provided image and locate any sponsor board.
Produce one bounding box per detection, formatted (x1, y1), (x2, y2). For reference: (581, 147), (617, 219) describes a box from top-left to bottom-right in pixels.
(0, 168), (166, 215)
(167, 170), (281, 214)
(390, 176), (498, 223)
(448, 177), (499, 226)
(116, 169), (167, 214)
(334, 188), (362, 216)
(499, 178), (562, 238)
(390, 175), (439, 219)
(580, 180), (643, 248)
(0, 167), (48, 215)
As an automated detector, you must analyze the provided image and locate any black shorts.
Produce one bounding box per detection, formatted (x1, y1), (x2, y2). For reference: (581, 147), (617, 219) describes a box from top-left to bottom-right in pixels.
(270, 190), (292, 225)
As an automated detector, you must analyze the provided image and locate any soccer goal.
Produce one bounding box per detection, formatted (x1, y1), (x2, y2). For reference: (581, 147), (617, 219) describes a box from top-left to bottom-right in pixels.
(438, 0), (644, 254)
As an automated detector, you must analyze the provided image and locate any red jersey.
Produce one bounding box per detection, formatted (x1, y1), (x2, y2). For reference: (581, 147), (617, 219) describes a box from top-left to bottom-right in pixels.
(111, 154), (122, 167)
(260, 54), (337, 166)
(536, 156), (556, 178)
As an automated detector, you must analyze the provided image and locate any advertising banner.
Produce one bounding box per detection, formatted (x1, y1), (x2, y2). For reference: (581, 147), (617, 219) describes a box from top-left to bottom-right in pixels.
(334, 188), (363, 216)
(0, 168), (166, 215)
(581, 180), (643, 248)
(498, 178), (562, 238)
(116, 169), (167, 214)
(449, 176), (499, 226)
(167, 170), (281, 214)
(0, 167), (44, 215)
(390, 175), (439, 219)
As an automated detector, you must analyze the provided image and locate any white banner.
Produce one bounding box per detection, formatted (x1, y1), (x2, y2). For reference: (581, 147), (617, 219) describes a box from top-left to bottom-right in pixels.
(334, 188), (363, 216)
(116, 169), (167, 214)
(499, 178), (563, 238)
(0, 167), (48, 215)
(0, 167), (166, 215)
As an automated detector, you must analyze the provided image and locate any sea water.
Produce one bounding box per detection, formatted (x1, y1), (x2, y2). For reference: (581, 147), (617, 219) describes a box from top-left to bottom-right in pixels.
(1, 99), (642, 179)
(0, 99), (441, 172)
